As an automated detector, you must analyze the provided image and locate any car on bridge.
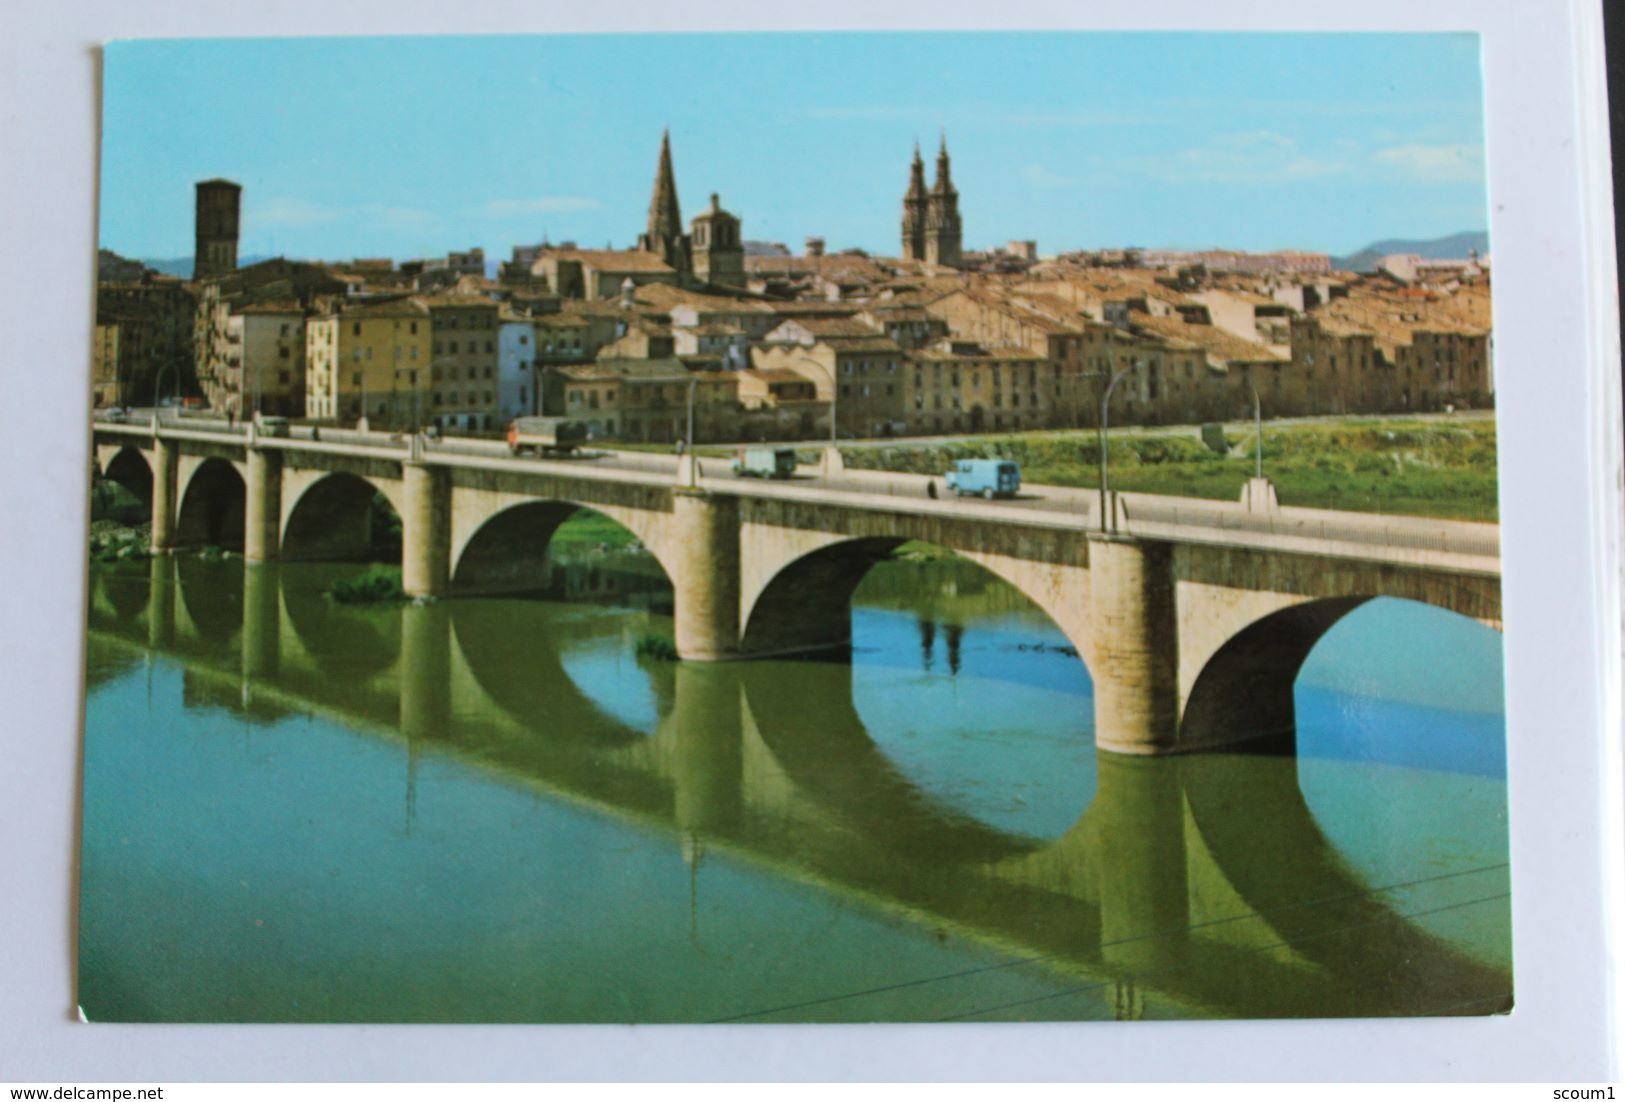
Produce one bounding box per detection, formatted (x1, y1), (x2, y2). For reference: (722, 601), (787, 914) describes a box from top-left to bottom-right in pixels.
(945, 459), (1021, 499)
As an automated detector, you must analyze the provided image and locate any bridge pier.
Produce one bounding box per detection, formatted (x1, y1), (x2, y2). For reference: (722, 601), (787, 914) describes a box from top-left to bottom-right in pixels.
(402, 463), (451, 599)
(1089, 537), (1180, 755)
(244, 448), (283, 563)
(671, 489), (739, 661)
(149, 436), (179, 553)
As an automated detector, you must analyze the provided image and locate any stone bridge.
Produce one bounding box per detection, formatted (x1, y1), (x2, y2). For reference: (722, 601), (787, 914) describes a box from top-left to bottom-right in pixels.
(92, 419), (1502, 755)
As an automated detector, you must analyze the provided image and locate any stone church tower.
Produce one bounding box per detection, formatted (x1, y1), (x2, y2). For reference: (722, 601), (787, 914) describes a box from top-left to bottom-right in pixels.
(924, 135), (963, 267)
(194, 178), (242, 279)
(637, 130), (692, 280)
(900, 143), (928, 261)
(691, 192), (745, 289)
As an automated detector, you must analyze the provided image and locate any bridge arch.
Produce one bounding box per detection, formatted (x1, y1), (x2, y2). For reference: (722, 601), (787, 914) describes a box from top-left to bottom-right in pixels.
(447, 491), (680, 596)
(1176, 573), (1504, 753)
(98, 445), (154, 510)
(174, 457), (247, 551)
(739, 532), (1094, 665)
(449, 500), (674, 600)
(281, 472), (403, 562)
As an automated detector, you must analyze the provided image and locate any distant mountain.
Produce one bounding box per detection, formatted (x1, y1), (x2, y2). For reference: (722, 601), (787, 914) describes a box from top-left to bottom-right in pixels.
(1334, 231), (1489, 273)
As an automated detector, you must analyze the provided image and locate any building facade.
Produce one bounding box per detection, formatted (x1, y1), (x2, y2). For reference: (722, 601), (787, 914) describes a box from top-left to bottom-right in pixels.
(304, 298), (430, 427)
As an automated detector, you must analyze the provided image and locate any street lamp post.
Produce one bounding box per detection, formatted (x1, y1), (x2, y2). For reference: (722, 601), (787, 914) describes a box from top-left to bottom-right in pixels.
(685, 375), (698, 487)
(1097, 362), (1140, 534)
(1243, 379), (1263, 480)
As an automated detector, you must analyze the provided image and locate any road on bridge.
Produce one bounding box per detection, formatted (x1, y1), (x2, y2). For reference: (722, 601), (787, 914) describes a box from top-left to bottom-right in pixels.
(92, 413), (1502, 566)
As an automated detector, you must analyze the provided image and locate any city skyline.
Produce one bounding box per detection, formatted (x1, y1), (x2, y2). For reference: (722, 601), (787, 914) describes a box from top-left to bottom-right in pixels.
(99, 31), (1489, 264)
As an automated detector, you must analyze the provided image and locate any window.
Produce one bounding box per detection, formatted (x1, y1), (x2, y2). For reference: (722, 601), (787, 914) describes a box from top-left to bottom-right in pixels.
(352, 372), (362, 386)
(486, 341), (494, 354)
(520, 334), (529, 345)
(279, 347), (290, 359)
(353, 323), (361, 336)
(410, 347), (418, 360)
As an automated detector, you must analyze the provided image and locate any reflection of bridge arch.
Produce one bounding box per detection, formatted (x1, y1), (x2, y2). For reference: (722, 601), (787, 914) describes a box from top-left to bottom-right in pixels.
(736, 661), (1044, 862)
(740, 534), (1094, 668)
(448, 599), (651, 749)
(282, 472), (400, 562)
(174, 557), (244, 644)
(174, 458), (246, 551)
(1176, 752), (1511, 1015)
(278, 569), (400, 681)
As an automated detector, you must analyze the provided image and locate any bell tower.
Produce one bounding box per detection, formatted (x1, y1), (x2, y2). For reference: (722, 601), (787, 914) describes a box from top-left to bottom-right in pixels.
(924, 134), (963, 267)
(900, 142), (927, 261)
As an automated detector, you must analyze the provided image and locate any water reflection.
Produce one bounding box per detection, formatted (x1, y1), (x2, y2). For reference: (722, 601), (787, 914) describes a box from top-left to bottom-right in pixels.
(80, 555), (1511, 1022)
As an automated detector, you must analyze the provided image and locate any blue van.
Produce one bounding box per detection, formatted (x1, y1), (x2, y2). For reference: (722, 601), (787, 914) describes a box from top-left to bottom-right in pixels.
(945, 459), (1021, 499)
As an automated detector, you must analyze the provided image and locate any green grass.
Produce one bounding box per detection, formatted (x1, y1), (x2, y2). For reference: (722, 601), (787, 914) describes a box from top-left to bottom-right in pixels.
(327, 566), (407, 605)
(550, 510), (641, 550)
(842, 418), (1499, 522)
(635, 633), (678, 661)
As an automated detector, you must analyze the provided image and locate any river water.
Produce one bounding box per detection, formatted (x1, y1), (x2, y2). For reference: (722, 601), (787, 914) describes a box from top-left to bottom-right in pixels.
(79, 545), (1511, 1023)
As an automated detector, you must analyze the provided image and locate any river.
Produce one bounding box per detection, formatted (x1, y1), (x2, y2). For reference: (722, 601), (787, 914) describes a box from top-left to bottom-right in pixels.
(78, 543), (1511, 1023)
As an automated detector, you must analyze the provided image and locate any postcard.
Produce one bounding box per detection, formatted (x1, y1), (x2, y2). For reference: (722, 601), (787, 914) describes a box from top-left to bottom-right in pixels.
(76, 29), (1521, 1029)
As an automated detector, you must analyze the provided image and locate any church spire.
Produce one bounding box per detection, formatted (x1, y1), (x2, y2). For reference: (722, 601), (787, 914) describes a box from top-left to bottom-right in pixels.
(933, 132), (956, 196)
(907, 141), (927, 200)
(901, 140), (929, 260)
(638, 129), (691, 281)
(646, 129), (683, 243)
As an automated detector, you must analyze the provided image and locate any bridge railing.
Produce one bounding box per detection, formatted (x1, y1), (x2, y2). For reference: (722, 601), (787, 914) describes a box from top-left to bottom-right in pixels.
(1122, 497), (1501, 559)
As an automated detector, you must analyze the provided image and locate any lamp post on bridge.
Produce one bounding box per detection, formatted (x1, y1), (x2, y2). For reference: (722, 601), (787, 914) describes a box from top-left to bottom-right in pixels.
(1097, 362), (1141, 534)
(684, 374), (699, 488)
(1243, 378), (1263, 481)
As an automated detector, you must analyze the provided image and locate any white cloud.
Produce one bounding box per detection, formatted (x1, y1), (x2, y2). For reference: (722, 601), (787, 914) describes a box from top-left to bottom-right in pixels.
(251, 197), (339, 227)
(480, 196), (602, 217)
(1132, 131), (1348, 184)
(1372, 143), (1485, 182)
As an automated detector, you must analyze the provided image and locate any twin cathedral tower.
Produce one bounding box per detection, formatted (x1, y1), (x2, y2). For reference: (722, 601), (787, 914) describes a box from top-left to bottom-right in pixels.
(900, 135), (964, 267)
(635, 131), (964, 278)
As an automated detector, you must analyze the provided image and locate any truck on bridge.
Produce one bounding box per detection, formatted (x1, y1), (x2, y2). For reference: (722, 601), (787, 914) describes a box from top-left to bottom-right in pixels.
(507, 417), (590, 457)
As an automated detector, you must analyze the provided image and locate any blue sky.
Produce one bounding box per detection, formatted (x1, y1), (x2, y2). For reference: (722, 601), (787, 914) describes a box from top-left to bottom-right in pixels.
(99, 32), (1488, 263)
